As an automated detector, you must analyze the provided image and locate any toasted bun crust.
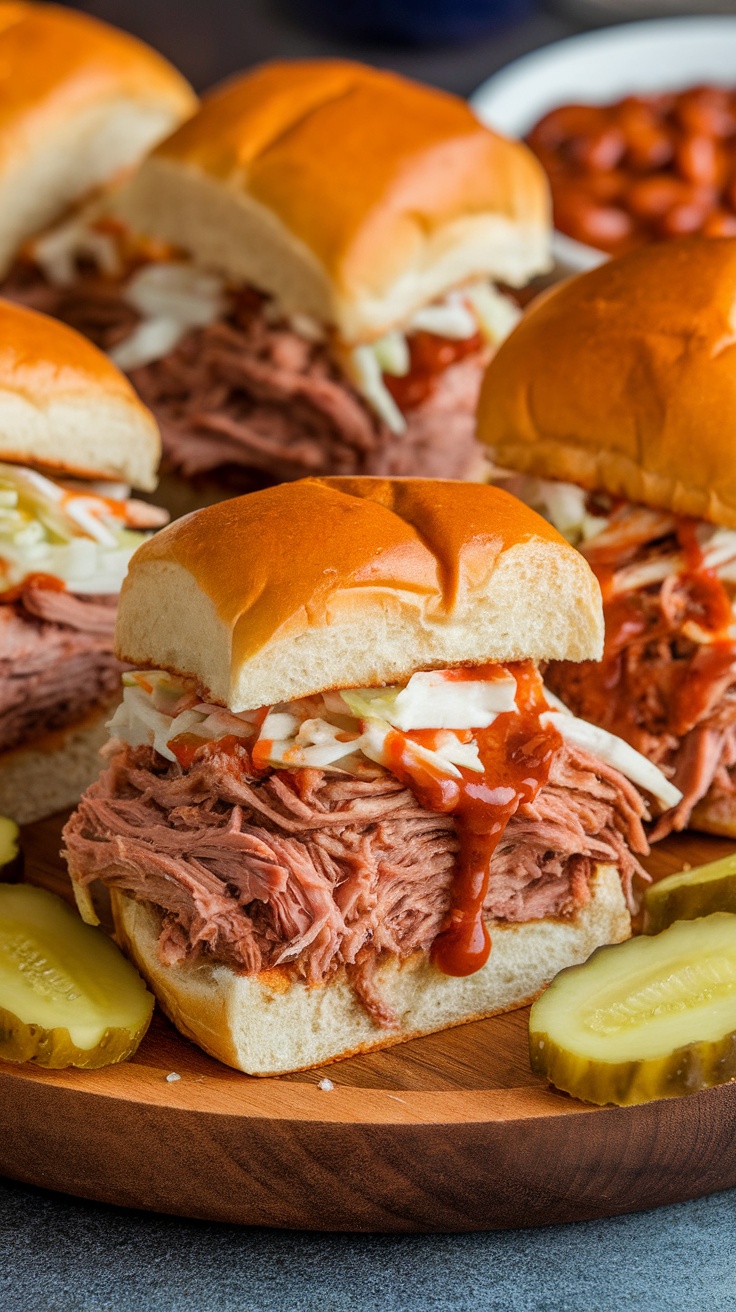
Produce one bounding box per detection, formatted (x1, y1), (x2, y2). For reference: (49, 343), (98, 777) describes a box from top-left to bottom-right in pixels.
(116, 476), (603, 711)
(0, 299), (160, 488)
(478, 238), (736, 529)
(111, 865), (630, 1076)
(112, 59), (550, 343)
(0, 701), (114, 824)
(0, 2), (196, 276)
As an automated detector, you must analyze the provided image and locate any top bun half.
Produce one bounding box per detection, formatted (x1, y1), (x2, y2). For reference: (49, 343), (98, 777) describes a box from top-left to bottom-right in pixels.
(0, 298), (160, 488)
(478, 237), (736, 528)
(0, 2), (196, 276)
(112, 59), (551, 344)
(116, 477), (603, 711)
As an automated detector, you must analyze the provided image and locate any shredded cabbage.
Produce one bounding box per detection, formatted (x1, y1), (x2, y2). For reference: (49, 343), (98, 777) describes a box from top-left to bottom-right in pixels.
(0, 463), (163, 594)
(541, 700), (681, 811)
(109, 263), (230, 371)
(498, 475), (610, 546)
(32, 214), (122, 286)
(109, 665), (678, 811)
(110, 669), (503, 776)
(409, 300), (478, 339)
(701, 527), (736, 572)
(259, 715), (365, 771)
(347, 282), (517, 429)
(464, 283), (521, 344)
(407, 284), (520, 345)
(110, 319), (185, 373)
(348, 345), (407, 434)
(372, 330), (410, 377)
(339, 668), (516, 730)
(122, 263), (227, 322)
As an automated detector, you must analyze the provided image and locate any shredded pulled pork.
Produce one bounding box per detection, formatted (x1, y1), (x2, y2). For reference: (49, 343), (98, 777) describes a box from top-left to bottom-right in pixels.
(0, 584), (120, 752)
(546, 520), (736, 837)
(63, 740), (648, 1028)
(1, 261), (139, 350)
(1, 263), (488, 483)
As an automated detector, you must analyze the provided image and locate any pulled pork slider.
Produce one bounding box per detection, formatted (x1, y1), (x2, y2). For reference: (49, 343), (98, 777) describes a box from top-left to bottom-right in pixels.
(0, 2), (195, 281)
(10, 60), (550, 502)
(0, 298), (167, 823)
(63, 478), (678, 1075)
(477, 235), (736, 839)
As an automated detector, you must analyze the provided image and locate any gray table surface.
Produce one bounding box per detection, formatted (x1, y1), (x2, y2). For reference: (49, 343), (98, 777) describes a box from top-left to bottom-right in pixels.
(8, 4), (736, 1307)
(2, 1173), (736, 1311)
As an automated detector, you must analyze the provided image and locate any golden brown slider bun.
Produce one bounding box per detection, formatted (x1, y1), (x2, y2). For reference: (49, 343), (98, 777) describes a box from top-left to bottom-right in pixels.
(111, 866), (629, 1076)
(112, 59), (551, 343)
(0, 2), (196, 277)
(116, 476), (603, 711)
(478, 237), (736, 529)
(0, 299), (160, 488)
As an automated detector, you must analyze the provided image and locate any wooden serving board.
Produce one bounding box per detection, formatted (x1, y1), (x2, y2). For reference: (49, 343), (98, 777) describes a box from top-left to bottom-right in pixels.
(3, 815), (736, 1233)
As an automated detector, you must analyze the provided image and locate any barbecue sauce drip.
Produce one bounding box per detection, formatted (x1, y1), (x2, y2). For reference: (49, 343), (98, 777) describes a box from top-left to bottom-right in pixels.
(384, 329), (483, 411)
(384, 662), (562, 978)
(671, 519), (736, 734)
(596, 563), (647, 686)
(676, 519), (733, 635)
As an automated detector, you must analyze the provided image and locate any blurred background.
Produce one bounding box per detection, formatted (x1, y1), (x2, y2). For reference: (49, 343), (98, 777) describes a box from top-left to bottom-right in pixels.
(51, 0), (672, 97)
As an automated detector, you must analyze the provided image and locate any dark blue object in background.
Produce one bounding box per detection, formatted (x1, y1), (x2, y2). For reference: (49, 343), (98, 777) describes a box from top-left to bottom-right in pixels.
(288, 0), (534, 47)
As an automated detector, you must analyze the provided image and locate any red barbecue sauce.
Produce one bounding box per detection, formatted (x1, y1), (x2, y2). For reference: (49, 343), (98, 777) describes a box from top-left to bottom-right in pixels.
(384, 330), (484, 411)
(171, 708), (270, 772)
(676, 519), (733, 634)
(384, 661), (562, 977)
(594, 562), (647, 694)
(670, 519), (736, 733)
(57, 486), (130, 521)
(169, 733), (247, 771)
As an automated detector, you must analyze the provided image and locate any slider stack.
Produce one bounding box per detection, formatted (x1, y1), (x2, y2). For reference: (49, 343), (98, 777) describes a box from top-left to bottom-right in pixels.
(0, 3), (194, 821)
(4, 11), (733, 1094)
(478, 235), (736, 840)
(63, 478), (677, 1074)
(0, 300), (166, 823)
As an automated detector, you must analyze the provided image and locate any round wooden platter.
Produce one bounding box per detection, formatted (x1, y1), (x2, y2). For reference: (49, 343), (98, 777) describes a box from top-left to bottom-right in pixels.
(3, 816), (736, 1233)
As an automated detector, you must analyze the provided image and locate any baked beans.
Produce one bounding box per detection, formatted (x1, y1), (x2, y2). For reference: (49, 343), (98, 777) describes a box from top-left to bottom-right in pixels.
(526, 86), (736, 254)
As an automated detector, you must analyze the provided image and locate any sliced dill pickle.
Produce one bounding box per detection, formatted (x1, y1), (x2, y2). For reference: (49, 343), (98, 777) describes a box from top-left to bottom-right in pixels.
(644, 854), (736, 934)
(529, 914), (736, 1105)
(0, 884), (153, 1068)
(0, 817), (22, 883)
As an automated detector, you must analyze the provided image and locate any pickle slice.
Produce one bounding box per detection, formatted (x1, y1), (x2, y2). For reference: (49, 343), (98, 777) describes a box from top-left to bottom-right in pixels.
(0, 817), (22, 883)
(529, 913), (736, 1105)
(0, 884), (154, 1068)
(644, 854), (736, 934)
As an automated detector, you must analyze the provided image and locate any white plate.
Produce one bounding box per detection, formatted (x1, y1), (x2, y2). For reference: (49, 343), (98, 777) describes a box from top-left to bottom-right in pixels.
(471, 16), (736, 270)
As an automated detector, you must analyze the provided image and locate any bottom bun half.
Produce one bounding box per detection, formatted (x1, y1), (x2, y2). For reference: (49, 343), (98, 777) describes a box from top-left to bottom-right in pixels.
(0, 702), (117, 825)
(111, 865), (630, 1076)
